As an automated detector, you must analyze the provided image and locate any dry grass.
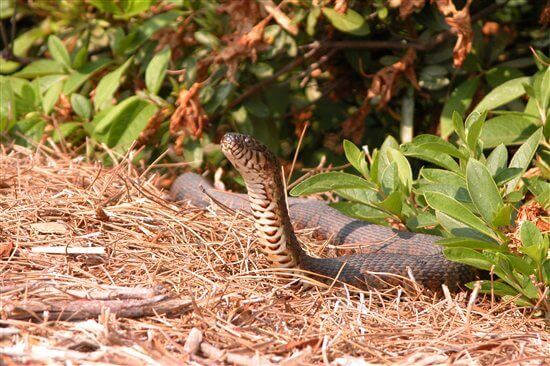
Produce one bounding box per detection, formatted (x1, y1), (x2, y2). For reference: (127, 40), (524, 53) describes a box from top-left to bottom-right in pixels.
(0, 143), (548, 365)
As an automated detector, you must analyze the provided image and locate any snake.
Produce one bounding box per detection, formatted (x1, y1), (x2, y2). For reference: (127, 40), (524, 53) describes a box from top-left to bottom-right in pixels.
(171, 133), (482, 291)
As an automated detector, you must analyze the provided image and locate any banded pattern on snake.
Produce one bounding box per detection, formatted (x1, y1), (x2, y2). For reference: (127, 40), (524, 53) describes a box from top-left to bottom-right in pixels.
(171, 133), (483, 291)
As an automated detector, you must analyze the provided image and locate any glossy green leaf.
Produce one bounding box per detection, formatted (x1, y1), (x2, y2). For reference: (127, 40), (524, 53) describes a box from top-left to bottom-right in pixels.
(375, 191), (402, 215)
(290, 172), (375, 196)
(443, 248), (494, 271)
(47, 35), (71, 69)
(466, 159), (503, 224)
(343, 139), (369, 178)
(473, 76), (530, 113)
(519, 221), (546, 264)
(421, 168), (466, 186)
(452, 111), (466, 142)
(440, 77), (479, 138)
(329, 202), (390, 224)
(401, 143), (460, 172)
(307, 7), (321, 36)
(524, 178), (550, 209)
(493, 168), (523, 186)
(410, 134), (466, 160)
(486, 144), (508, 176)
(42, 82), (63, 115)
(466, 110), (487, 152)
(63, 58), (113, 94)
(145, 47), (171, 95)
(336, 188), (379, 205)
(14, 60), (65, 78)
(505, 128), (543, 193)
(388, 148), (412, 194)
(480, 115), (540, 148)
(93, 58), (132, 111)
(437, 237), (505, 251)
(406, 212), (438, 230)
(322, 7), (370, 36)
(71, 93), (92, 120)
(491, 203), (513, 227)
(425, 191), (498, 239)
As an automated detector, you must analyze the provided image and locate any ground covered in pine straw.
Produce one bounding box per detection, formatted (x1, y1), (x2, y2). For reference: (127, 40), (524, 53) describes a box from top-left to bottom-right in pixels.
(0, 144), (548, 366)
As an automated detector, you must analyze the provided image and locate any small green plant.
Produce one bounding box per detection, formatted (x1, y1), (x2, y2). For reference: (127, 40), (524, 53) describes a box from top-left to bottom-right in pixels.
(291, 65), (550, 311)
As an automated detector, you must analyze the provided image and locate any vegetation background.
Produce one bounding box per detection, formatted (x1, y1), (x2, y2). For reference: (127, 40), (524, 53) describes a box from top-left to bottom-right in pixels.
(0, 1), (548, 311)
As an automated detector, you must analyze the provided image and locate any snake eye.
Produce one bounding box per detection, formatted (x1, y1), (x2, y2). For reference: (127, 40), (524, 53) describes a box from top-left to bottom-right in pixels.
(244, 136), (251, 144)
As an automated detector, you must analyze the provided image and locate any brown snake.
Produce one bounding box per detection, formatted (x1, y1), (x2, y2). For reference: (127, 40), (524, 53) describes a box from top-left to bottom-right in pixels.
(172, 133), (482, 291)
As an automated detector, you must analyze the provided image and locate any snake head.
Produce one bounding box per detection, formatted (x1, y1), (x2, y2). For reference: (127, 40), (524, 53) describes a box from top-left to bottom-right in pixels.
(220, 133), (278, 176)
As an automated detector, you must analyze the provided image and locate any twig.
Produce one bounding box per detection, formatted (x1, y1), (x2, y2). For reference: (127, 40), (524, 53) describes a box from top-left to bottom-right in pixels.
(30, 247), (106, 255)
(287, 122), (309, 184)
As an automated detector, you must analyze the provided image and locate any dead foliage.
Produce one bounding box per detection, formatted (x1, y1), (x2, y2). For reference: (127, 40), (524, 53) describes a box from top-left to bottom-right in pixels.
(390, 0), (473, 67)
(169, 82), (209, 154)
(435, 0), (473, 68)
(0, 145), (549, 365)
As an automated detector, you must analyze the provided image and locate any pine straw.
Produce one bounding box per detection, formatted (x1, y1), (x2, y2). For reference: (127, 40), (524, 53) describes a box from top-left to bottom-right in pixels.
(0, 144), (548, 366)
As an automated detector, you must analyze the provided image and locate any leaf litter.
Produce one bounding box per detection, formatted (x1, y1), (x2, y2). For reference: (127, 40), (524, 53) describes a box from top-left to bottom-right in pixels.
(0, 143), (548, 365)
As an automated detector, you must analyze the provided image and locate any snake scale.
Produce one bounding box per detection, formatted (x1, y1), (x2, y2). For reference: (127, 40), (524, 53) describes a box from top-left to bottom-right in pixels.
(171, 133), (482, 291)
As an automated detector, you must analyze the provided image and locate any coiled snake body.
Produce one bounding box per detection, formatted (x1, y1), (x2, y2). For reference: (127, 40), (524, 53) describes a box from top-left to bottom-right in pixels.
(172, 133), (481, 291)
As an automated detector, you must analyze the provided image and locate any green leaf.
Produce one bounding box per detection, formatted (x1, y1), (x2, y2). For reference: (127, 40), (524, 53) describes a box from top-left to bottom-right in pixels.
(452, 111), (466, 142)
(336, 188), (379, 205)
(491, 203), (513, 227)
(473, 76), (531, 113)
(493, 168), (523, 186)
(480, 115), (540, 148)
(107, 101), (157, 150)
(421, 168), (466, 186)
(440, 77), (480, 138)
(475, 281), (520, 297)
(486, 144), (508, 176)
(249, 63), (274, 79)
(47, 35), (71, 69)
(425, 191), (498, 240)
(329, 202), (390, 224)
(380, 161), (398, 195)
(505, 128), (543, 193)
(410, 134), (466, 160)
(466, 110), (487, 152)
(401, 143), (460, 172)
(406, 212), (438, 230)
(145, 47), (171, 95)
(93, 58), (133, 111)
(71, 93), (92, 120)
(388, 148), (413, 193)
(519, 221), (546, 264)
(485, 67), (524, 88)
(290, 172), (375, 196)
(524, 178), (550, 209)
(443, 248), (494, 271)
(343, 139), (369, 178)
(416, 183), (471, 204)
(541, 66), (550, 111)
(306, 7), (321, 36)
(466, 159), (503, 224)
(63, 58), (113, 94)
(42, 82), (63, 115)
(437, 237), (505, 251)
(321, 7), (370, 36)
(14, 60), (65, 78)
(375, 191), (402, 215)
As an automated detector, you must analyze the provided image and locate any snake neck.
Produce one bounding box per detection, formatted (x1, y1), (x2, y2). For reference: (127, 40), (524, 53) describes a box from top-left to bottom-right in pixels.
(244, 171), (305, 269)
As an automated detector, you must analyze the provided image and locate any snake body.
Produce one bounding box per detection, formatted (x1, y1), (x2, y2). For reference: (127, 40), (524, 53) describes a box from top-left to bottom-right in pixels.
(172, 133), (481, 291)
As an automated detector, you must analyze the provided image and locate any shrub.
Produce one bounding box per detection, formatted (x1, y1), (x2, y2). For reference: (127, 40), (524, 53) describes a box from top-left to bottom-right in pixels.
(291, 64), (549, 312)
